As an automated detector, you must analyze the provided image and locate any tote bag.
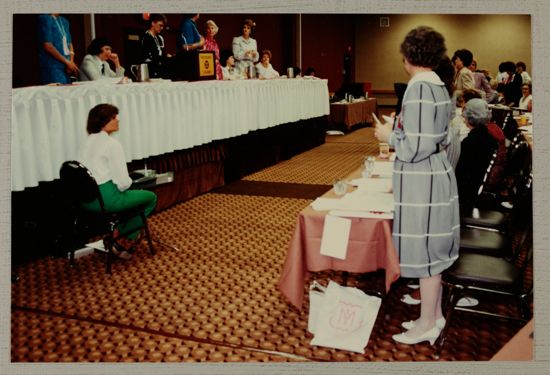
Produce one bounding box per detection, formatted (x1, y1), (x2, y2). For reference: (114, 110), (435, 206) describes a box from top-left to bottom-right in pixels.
(309, 280), (381, 353)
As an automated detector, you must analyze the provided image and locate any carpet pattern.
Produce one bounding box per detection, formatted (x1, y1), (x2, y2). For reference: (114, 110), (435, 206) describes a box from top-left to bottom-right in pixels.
(11, 126), (531, 362)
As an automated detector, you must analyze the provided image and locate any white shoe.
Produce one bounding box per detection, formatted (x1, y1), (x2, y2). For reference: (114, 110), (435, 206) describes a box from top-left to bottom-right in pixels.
(407, 284), (420, 290)
(401, 317), (446, 330)
(401, 293), (421, 305)
(456, 297), (479, 307)
(392, 325), (441, 345)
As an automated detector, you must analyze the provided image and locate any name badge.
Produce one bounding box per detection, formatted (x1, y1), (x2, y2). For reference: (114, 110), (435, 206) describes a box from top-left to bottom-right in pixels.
(62, 36), (70, 56)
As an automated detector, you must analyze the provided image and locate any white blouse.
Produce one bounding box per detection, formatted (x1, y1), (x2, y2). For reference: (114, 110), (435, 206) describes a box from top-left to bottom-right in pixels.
(78, 131), (132, 191)
(518, 94), (532, 110)
(255, 62), (279, 79)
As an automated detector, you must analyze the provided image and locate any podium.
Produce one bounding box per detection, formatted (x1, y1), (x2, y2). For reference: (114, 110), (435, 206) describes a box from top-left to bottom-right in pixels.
(173, 50), (216, 81)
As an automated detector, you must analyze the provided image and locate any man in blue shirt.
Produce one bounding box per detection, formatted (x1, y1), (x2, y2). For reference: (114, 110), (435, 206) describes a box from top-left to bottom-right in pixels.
(37, 14), (79, 84)
(177, 14), (204, 52)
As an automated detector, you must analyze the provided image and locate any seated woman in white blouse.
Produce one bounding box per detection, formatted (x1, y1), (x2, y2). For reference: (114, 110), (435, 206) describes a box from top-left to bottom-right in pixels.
(78, 104), (157, 259)
(518, 83), (533, 112)
(220, 50), (245, 80)
(79, 37), (125, 81)
(255, 49), (279, 80)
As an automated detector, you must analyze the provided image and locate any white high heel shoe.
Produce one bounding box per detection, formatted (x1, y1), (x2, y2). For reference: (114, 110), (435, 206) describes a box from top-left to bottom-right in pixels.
(401, 317), (446, 330)
(392, 325), (442, 345)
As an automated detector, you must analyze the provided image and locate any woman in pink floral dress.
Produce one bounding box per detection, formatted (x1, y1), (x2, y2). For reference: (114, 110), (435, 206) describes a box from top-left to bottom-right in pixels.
(203, 19), (223, 80)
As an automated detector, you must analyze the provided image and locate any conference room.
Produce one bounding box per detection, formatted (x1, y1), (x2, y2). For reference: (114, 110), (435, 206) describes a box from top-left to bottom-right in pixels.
(9, 11), (534, 365)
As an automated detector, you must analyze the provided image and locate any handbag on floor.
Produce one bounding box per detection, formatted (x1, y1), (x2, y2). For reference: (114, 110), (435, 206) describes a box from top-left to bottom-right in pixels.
(309, 280), (381, 353)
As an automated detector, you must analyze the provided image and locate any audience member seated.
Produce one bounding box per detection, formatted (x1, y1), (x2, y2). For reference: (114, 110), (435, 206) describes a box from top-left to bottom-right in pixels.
(305, 67), (316, 77)
(79, 37), (125, 81)
(78, 104), (157, 259)
(516, 61), (531, 85)
(220, 50), (244, 80)
(518, 83), (533, 112)
(232, 18), (259, 78)
(202, 19), (223, 80)
(140, 14), (169, 79)
(469, 59), (497, 103)
(255, 49), (280, 79)
(455, 98), (498, 209)
(451, 49), (476, 96)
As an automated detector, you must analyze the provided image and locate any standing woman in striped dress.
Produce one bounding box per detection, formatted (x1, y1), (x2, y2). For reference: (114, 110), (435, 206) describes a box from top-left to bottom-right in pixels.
(375, 26), (460, 345)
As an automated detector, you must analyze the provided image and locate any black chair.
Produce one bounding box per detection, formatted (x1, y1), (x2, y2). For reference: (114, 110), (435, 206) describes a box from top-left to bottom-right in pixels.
(59, 160), (155, 274)
(435, 230), (533, 351)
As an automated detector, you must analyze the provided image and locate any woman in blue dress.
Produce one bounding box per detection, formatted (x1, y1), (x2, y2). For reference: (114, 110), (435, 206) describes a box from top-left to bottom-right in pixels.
(375, 26), (459, 345)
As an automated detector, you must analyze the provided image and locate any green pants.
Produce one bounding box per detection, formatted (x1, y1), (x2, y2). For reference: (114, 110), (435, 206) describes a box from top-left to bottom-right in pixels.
(82, 181), (157, 240)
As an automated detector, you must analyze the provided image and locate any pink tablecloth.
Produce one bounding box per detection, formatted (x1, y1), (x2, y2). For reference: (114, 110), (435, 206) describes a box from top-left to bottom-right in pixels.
(278, 204), (401, 310)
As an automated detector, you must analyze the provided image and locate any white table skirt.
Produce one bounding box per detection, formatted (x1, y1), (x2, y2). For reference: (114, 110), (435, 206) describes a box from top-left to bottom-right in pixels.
(12, 78), (329, 191)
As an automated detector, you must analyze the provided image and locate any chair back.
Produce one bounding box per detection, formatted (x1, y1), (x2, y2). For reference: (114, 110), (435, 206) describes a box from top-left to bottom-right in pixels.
(59, 161), (105, 210)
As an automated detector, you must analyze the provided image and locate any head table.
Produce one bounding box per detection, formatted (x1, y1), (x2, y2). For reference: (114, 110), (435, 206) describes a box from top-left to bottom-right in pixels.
(12, 78), (330, 191)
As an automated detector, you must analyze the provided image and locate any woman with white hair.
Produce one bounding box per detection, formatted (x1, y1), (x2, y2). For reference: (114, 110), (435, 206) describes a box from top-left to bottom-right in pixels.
(203, 19), (223, 80)
(455, 98), (498, 208)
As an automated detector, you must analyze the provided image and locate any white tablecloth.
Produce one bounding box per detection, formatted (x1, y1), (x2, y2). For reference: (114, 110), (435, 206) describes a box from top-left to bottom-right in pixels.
(12, 78), (329, 191)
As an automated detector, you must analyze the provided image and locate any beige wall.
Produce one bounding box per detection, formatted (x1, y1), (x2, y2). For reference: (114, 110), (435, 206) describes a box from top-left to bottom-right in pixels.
(355, 14), (531, 90)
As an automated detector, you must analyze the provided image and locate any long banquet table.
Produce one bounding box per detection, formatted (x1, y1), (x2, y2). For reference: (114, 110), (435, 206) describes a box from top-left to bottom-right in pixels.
(12, 78), (330, 191)
(278, 166), (401, 310)
(11, 78), (330, 263)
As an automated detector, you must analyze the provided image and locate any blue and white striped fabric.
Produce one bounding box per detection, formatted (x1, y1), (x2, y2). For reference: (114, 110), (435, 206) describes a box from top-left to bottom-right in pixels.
(388, 71), (460, 278)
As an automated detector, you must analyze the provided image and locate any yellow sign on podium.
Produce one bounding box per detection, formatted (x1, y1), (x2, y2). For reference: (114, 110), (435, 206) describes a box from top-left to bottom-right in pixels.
(198, 52), (215, 77)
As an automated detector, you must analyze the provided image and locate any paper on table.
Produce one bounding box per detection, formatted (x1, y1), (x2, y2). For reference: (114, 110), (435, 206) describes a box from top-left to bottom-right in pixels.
(330, 210), (393, 219)
(320, 215), (352, 259)
(341, 191), (395, 212)
(349, 178), (392, 193)
(311, 197), (344, 211)
(372, 161), (394, 178)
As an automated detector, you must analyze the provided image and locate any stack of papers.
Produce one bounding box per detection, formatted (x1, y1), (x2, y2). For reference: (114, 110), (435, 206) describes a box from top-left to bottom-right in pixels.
(372, 162), (394, 178)
(311, 192), (394, 213)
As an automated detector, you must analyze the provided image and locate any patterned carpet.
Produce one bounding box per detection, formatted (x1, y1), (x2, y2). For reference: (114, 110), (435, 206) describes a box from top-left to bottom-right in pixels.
(11, 127), (530, 362)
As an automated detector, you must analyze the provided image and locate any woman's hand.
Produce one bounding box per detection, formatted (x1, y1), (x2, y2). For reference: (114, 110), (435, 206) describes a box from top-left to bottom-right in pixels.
(109, 53), (121, 68)
(374, 122), (392, 143)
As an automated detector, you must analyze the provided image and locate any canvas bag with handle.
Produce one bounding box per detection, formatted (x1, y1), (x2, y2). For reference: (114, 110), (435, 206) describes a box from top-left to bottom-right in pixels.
(309, 280), (381, 353)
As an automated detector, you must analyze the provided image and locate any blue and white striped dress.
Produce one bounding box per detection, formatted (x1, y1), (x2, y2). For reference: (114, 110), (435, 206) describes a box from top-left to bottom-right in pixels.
(388, 71), (460, 278)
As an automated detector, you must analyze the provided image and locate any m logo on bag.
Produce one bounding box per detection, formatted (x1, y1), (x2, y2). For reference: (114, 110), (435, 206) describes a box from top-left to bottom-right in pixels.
(329, 301), (364, 332)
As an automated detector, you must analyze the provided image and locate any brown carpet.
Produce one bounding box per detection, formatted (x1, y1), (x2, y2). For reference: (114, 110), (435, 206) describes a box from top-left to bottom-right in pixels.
(11, 126), (531, 362)
(214, 180), (331, 199)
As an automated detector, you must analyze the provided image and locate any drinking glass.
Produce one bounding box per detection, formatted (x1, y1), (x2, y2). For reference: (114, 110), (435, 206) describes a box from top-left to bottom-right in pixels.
(333, 179), (347, 196)
(379, 143), (390, 159)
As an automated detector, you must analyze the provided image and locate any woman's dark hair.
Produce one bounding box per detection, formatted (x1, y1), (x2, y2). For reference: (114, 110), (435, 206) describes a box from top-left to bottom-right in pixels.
(516, 61), (527, 70)
(242, 18), (256, 29)
(451, 49), (473, 67)
(305, 67), (316, 76)
(502, 61), (516, 73)
(261, 49), (272, 59)
(522, 83), (532, 94)
(148, 14), (167, 28)
(87, 37), (110, 56)
(400, 26), (447, 69)
(434, 56), (455, 95)
(87, 104), (119, 134)
(220, 49), (233, 65)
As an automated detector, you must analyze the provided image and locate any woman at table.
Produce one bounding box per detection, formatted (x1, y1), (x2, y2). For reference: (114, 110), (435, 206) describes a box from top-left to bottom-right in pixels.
(255, 49), (280, 79)
(203, 19), (223, 80)
(220, 50), (245, 80)
(375, 26), (459, 346)
(79, 37), (126, 81)
(37, 14), (79, 84)
(232, 18), (259, 78)
(518, 83), (533, 112)
(141, 14), (169, 79)
(78, 104), (157, 259)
